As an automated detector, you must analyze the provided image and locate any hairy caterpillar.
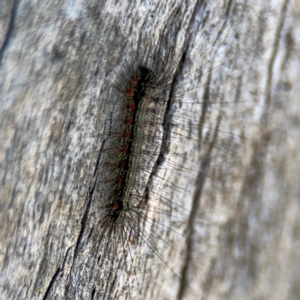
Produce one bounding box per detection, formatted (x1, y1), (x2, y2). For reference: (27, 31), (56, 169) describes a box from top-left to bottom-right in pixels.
(69, 2), (246, 300)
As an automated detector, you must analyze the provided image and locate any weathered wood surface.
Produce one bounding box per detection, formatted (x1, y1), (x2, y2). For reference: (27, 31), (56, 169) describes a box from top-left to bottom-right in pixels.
(1, 0), (299, 299)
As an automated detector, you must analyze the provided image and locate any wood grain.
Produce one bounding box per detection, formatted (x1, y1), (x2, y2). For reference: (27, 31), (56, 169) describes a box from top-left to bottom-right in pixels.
(0, 0), (299, 299)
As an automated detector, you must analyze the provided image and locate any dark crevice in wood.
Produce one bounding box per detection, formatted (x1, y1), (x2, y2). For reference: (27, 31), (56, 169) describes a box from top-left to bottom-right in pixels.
(225, 0), (234, 18)
(153, 0), (199, 177)
(0, 0), (19, 65)
(69, 141), (102, 262)
(72, 193), (93, 259)
(42, 267), (60, 300)
(65, 179), (96, 293)
(91, 287), (96, 300)
(65, 205), (89, 294)
(264, 0), (289, 110)
(234, 75), (243, 104)
(93, 138), (106, 178)
(197, 66), (213, 147)
(61, 246), (72, 272)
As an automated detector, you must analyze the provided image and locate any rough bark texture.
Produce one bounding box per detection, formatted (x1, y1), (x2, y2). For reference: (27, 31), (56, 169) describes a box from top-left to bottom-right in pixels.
(1, 0), (299, 299)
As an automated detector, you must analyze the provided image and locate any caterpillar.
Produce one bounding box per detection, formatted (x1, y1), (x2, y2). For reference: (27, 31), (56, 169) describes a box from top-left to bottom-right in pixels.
(69, 1), (246, 299)
(94, 42), (180, 299)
